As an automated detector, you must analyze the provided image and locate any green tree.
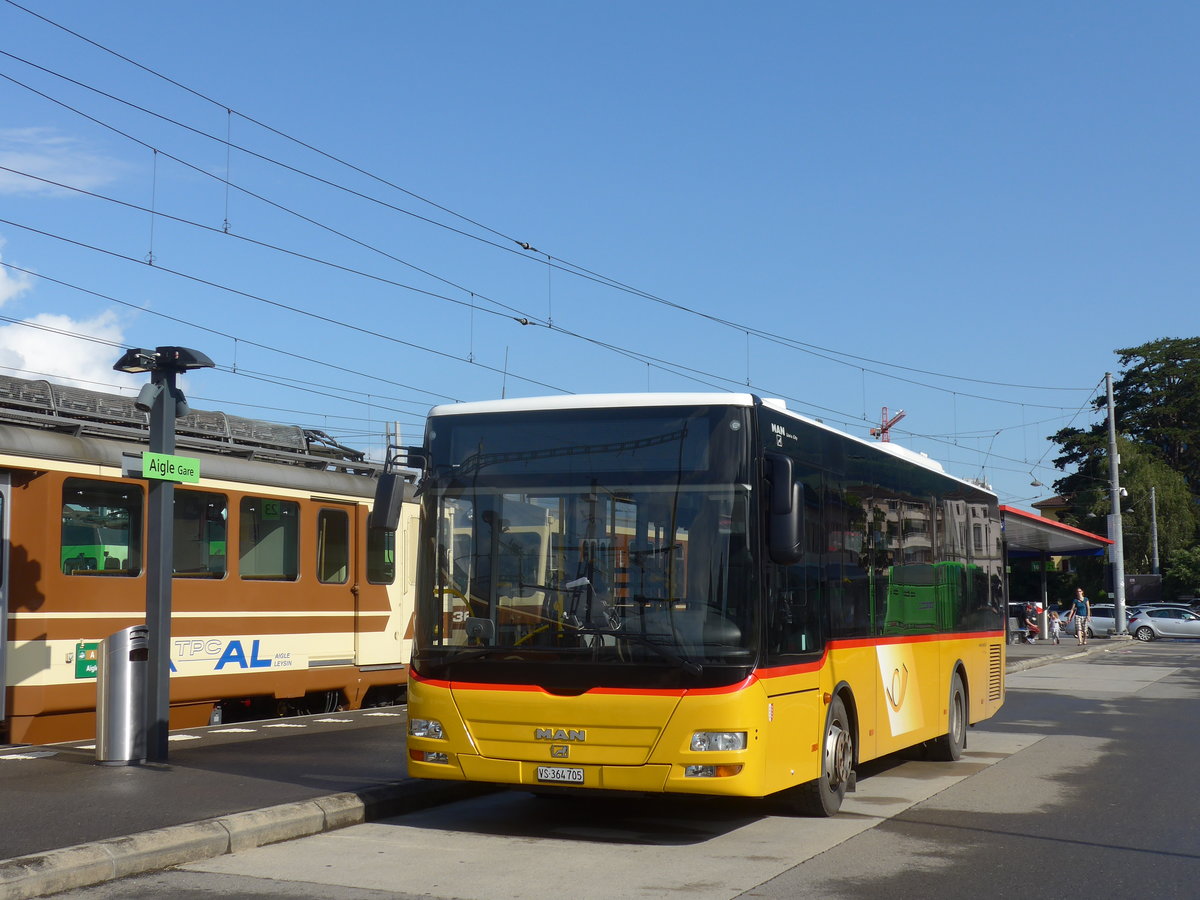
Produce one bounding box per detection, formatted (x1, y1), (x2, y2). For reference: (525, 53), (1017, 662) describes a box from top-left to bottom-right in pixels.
(1049, 337), (1200, 572)
(1163, 546), (1200, 600)
(1111, 337), (1200, 495)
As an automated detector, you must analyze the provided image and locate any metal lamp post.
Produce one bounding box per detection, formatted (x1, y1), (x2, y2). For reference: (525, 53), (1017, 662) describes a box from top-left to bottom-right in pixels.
(1105, 372), (1131, 638)
(114, 346), (214, 762)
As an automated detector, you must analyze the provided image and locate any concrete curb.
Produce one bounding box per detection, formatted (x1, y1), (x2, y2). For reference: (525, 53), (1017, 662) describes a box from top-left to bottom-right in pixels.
(1006, 644), (1108, 673)
(0, 780), (488, 900)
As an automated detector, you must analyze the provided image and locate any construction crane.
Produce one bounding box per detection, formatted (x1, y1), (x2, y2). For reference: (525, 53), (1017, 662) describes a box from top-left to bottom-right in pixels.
(870, 406), (906, 442)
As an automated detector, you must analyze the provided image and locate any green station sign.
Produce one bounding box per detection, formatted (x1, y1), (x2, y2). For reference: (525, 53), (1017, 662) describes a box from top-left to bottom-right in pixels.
(75, 642), (99, 679)
(142, 452), (201, 483)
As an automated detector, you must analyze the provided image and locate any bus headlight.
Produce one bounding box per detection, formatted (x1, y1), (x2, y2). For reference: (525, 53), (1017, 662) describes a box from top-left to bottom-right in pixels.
(409, 718), (445, 739)
(690, 731), (747, 752)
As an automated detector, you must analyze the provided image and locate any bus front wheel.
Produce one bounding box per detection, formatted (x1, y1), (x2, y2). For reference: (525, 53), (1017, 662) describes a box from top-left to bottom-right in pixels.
(790, 694), (854, 817)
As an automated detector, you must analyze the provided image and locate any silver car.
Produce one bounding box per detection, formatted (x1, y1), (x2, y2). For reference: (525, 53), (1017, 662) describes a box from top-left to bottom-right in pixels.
(1061, 604), (1117, 639)
(1128, 606), (1200, 641)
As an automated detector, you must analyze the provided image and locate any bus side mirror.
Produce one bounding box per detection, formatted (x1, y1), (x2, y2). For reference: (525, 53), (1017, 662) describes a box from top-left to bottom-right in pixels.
(370, 445), (426, 531)
(766, 452), (804, 565)
(370, 472), (404, 531)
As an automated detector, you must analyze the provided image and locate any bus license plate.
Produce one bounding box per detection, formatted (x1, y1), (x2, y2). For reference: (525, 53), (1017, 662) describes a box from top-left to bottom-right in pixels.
(536, 765), (584, 784)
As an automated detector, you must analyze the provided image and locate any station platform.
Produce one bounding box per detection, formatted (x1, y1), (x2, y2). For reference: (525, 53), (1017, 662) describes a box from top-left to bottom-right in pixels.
(0, 638), (1104, 899)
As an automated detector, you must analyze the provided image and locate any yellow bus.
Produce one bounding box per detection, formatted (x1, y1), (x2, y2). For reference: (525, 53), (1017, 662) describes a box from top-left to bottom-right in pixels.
(375, 393), (1005, 815)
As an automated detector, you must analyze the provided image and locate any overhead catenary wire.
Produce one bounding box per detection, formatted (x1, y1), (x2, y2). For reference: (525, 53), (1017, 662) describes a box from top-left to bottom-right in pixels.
(0, 2), (1108, 503)
(0, 23), (1093, 396)
(0, 362), (427, 433)
(0, 258), (457, 406)
(0, 218), (571, 396)
(0, 160), (1081, 417)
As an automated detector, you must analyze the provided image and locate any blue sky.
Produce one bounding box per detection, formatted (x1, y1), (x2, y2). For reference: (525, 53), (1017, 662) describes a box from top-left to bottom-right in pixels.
(1, 0), (1196, 509)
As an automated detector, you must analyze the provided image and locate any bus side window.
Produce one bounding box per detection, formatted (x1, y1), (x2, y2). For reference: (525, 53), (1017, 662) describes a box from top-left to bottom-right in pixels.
(768, 564), (822, 657)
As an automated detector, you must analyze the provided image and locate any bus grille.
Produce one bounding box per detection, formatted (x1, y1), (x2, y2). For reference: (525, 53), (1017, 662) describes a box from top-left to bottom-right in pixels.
(988, 644), (1003, 702)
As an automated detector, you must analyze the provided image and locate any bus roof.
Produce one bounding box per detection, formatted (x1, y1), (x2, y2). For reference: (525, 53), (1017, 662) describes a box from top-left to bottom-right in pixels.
(428, 392), (987, 495)
(428, 393), (758, 417)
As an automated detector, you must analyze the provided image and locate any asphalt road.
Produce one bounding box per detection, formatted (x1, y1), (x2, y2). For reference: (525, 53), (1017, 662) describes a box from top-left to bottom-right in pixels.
(44, 641), (1200, 899)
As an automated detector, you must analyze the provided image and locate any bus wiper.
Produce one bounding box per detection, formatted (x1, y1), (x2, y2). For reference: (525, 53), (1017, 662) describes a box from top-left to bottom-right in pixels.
(574, 628), (703, 677)
(424, 645), (548, 671)
(425, 647), (504, 668)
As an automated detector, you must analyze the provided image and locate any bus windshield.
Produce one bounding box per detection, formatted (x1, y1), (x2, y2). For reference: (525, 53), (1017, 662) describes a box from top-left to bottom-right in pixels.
(415, 404), (757, 684)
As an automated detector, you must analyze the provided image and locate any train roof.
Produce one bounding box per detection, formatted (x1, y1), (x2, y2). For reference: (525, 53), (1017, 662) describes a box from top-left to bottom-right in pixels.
(0, 373), (380, 476)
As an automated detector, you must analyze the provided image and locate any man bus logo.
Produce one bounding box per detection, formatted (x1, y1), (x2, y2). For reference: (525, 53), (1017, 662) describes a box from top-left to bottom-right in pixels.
(535, 728), (586, 742)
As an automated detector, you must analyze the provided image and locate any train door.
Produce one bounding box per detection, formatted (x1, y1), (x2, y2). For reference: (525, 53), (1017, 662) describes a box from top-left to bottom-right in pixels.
(314, 501), (358, 667)
(0, 472), (9, 734)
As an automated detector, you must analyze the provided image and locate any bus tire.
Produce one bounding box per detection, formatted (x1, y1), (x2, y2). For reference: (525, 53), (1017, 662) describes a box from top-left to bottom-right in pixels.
(791, 694), (853, 817)
(928, 671), (966, 762)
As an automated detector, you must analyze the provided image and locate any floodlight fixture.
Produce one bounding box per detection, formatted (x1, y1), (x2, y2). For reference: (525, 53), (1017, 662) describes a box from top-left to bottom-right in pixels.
(114, 346), (215, 376)
(155, 346), (215, 373)
(113, 348), (159, 374)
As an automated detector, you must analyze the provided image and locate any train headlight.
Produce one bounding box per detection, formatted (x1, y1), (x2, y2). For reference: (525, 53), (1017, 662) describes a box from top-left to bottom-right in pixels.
(409, 718), (445, 739)
(690, 731), (747, 752)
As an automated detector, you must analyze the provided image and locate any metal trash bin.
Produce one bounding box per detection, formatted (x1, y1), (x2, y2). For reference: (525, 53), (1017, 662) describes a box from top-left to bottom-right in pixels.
(95, 624), (150, 765)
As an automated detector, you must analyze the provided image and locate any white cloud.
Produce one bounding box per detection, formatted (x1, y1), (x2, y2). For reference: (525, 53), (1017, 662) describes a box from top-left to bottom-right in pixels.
(0, 309), (141, 391)
(0, 127), (125, 196)
(0, 242), (34, 307)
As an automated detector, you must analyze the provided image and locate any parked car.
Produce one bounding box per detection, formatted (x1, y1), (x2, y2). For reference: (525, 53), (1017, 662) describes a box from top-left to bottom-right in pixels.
(1128, 606), (1200, 641)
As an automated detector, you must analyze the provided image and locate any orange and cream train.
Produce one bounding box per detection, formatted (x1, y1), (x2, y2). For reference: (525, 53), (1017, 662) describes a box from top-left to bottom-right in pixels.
(0, 374), (417, 745)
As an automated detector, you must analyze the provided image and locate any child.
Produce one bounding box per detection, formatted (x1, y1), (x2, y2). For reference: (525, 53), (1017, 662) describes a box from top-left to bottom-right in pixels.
(1049, 611), (1062, 645)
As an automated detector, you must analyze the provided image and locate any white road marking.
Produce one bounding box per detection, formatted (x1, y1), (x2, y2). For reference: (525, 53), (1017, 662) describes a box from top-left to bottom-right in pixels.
(0, 750), (59, 760)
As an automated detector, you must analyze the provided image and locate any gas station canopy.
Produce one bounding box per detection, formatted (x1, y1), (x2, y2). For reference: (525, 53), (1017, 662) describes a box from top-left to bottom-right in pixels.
(1000, 504), (1113, 558)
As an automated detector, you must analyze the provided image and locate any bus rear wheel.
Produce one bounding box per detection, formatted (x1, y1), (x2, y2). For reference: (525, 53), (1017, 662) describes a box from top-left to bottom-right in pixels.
(928, 672), (966, 762)
(790, 694), (854, 817)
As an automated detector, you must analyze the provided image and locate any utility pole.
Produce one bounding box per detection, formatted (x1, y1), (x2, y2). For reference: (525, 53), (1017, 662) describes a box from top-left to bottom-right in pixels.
(1150, 485), (1160, 575)
(1106, 373), (1130, 636)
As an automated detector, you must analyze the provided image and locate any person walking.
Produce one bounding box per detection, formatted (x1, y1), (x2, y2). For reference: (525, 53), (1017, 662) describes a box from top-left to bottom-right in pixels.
(1068, 587), (1091, 646)
(1049, 610), (1062, 645)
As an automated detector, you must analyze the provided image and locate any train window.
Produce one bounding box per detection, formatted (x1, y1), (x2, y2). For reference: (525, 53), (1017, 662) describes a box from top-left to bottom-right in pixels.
(317, 509), (350, 584)
(61, 478), (143, 576)
(367, 528), (396, 584)
(239, 497), (299, 581)
(174, 491), (227, 579)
